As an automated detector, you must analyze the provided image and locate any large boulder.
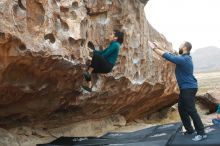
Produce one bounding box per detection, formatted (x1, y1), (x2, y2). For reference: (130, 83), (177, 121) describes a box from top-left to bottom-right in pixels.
(0, 0), (178, 129)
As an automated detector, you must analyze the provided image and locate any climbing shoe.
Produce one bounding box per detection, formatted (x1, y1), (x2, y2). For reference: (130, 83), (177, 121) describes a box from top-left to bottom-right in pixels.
(82, 85), (92, 92)
(192, 134), (207, 141)
(83, 71), (91, 81)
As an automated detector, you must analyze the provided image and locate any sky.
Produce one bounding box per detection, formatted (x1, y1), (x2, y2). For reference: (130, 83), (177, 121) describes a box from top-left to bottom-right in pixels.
(145, 0), (220, 52)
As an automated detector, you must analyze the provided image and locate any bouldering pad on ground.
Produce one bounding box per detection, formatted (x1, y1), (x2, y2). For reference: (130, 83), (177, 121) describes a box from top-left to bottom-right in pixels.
(37, 123), (182, 146)
(37, 123), (220, 146)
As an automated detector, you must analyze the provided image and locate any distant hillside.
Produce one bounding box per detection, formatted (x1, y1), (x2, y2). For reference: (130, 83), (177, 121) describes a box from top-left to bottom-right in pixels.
(192, 46), (220, 73)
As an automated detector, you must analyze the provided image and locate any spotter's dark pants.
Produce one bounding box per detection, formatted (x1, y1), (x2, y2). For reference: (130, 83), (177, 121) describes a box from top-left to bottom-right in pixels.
(178, 88), (205, 135)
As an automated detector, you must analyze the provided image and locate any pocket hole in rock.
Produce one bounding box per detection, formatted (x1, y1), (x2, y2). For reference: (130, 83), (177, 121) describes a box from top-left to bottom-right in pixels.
(44, 33), (56, 43)
(60, 6), (69, 13)
(0, 32), (5, 38)
(12, 5), (19, 16)
(18, 0), (26, 10)
(71, 55), (75, 60)
(60, 20), (69, 31)
(70, 11), (77, 20)
(19, 44), (27, 51)
(68, 37), (77, 46)
(80, 40), (85, 47)
(72, 1), (79, 9)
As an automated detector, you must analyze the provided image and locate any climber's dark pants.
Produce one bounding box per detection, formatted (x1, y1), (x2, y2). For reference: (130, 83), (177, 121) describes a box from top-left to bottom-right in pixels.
(90, 52), (114, 74)
(178, 88), (205, 135)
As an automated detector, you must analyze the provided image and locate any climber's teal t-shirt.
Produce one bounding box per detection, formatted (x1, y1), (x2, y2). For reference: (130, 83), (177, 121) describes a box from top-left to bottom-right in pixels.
(217, 105), (220, 114)
(94, 41), (120, 65)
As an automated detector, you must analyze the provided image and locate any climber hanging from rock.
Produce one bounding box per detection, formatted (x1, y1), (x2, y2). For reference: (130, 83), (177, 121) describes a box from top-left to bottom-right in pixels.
(82, 30), (124, 92)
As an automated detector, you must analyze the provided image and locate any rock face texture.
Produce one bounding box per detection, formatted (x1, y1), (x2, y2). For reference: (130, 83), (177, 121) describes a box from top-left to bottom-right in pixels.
(0, 0), (178, 132)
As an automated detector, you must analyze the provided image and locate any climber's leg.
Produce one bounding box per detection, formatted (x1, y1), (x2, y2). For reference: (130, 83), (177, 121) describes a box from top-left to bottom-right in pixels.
(83, 69), (92, 82)
(82, 53), (103, 91)
(84, 52), (113, 77)
(82, 53), (113, 92)
(91, 53), (113, 73)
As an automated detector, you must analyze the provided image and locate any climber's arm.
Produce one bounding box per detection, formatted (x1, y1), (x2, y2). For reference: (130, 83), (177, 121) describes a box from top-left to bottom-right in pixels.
(94, 49), (103, 55)
(153, 48), (166, 56)
(87, 41), (103, 55)
(149, 41), (166, 56)
(150, 42), (185, 65)
(101, 43), (119, 58)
